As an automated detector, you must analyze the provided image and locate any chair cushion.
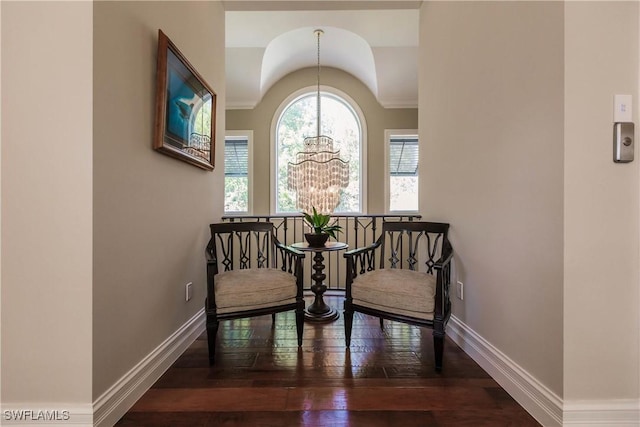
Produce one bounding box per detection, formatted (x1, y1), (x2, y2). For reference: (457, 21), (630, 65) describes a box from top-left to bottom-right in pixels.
(352, 269), (436, 321)
(215, 268), (298, 314)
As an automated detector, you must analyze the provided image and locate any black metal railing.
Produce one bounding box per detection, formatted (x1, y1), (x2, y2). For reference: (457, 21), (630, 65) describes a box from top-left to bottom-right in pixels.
(222, 214), (421, 291)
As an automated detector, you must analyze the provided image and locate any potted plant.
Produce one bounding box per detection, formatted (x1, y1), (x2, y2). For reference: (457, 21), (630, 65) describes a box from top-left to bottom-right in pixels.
(302, 207), (342, 247)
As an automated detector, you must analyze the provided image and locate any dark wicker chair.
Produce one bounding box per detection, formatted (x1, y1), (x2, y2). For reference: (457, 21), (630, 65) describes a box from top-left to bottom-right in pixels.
(343, 221), (453, 371)
(205, 222), (306, 364)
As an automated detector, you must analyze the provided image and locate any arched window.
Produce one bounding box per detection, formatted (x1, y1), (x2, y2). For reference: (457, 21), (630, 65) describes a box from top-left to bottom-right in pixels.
(272, 87), (366, 214)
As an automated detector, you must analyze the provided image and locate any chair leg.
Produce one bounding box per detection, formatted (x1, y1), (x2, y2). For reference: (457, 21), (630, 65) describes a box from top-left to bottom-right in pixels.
(344, 309), (354, 347)
(272, 313), (276, 324)
(379, 317), (384, 329)
(295, 307), (304, 347)
(206, 317), (219, 365)
(433, 331), (444, 372)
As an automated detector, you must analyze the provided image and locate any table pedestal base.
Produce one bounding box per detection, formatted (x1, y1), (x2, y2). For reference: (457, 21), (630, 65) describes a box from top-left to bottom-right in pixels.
(304, 300), (340, 322)
(290, 241), (348, 323)
(305, 251), (339, 322)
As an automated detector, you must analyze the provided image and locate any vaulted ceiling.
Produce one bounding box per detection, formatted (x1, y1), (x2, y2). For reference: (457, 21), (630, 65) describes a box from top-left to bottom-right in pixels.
(223, 1), (422, 109)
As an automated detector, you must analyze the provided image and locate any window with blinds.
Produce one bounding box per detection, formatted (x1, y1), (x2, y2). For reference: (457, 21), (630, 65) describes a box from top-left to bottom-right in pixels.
(389, 137), (419, 177)
(387, 132), (418, 212)
(225, 139), (248, 177)
(224, 133), (252, 214)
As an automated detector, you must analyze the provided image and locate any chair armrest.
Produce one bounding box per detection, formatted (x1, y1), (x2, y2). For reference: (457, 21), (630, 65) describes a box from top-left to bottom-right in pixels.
(434, 240), (453, 270)
(275, 240), (305, 258)
(205, 240), (219, 275)
(205, 241), (219, 312)
(273, 237), (305, 274)
(273, 238), (305, 299)
(343, 239), (382, 259)
(433, 239), (453, 321)
(343, 237), (383, 295)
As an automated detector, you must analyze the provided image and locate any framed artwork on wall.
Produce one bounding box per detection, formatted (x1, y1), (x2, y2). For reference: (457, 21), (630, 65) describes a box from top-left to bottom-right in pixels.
(153, 29), (216, 171)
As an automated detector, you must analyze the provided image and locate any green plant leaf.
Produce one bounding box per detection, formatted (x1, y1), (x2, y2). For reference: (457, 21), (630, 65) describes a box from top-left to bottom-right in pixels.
(303, 212), (313, 227)
(301, 206), (343, 236)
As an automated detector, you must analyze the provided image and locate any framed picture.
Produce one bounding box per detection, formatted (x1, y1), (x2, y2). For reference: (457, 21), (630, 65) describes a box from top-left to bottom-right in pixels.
(153, 30), (216, 171)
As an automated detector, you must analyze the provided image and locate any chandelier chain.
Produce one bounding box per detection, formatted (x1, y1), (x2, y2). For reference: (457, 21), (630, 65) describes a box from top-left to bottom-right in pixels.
(316, 29), (322, 138)
(286, 28), (349, 215)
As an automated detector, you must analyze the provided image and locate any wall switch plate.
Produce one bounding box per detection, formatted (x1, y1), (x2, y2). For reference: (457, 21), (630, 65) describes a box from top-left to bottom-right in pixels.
(614, 94), (633, 122)
(456, 281), (464, 300)
(185, 282), (193, 302)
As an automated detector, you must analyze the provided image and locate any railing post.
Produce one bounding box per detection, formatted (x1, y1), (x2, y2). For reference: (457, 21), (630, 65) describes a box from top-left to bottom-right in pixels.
(283, 216), (289, 246)
(372, 216), (378, 246)
(353, 216), (359, 249)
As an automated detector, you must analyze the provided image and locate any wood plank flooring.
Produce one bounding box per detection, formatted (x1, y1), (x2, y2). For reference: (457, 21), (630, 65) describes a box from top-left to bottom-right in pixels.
(117, 295), (540, 426)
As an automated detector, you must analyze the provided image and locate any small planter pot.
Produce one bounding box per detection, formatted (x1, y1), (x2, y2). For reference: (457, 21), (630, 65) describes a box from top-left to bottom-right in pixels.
(304, 233), (329, 248)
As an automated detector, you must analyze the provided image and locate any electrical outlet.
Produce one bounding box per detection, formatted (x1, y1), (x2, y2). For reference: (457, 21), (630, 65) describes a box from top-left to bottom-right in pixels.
(185, 282), (193, 302)
(456, 281), (464, 300)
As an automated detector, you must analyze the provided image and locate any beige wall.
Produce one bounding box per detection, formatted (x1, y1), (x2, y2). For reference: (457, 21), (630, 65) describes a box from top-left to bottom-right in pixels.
(226, 67), (417, 215)
(420, 1), (564, 396)
(1, 0), (93, 404)
(564, 1), (639, 401)
(93, 1), (225, 398)
(4, 0), (640, 418)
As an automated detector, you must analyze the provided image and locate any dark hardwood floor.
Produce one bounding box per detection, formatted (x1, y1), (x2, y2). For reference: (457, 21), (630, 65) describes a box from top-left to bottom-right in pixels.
(117, 295), (540, 426)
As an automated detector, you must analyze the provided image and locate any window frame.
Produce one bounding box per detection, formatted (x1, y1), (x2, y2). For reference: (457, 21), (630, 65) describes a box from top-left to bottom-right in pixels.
(224, 130), (253, 216)
(270, 85), (368, 215)
(384, 129), (419, 214)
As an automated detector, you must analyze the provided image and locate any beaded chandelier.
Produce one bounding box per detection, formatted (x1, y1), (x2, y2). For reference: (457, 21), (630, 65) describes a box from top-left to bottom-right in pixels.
(287, 29), (349, 214)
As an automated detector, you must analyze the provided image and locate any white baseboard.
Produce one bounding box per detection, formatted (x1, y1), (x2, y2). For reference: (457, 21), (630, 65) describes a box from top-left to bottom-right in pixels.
(447, 315), (563, 427)
(563, 399), (640, 426)
(92, 308), (205, 427)
(8, 311), (637, 427)
(0, 405), (93, 426)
